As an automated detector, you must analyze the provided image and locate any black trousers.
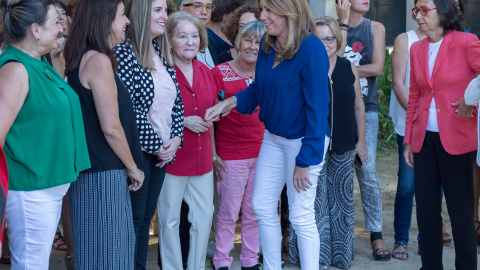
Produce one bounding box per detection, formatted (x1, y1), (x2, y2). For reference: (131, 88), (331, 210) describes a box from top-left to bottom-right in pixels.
(414, 131), (477, 270)
(132, 152), (167, 270)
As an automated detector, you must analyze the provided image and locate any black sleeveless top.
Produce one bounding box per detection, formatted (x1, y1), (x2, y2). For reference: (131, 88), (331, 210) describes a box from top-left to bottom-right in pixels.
(328, 56), (357, 153)
(67, 52), (143, 173)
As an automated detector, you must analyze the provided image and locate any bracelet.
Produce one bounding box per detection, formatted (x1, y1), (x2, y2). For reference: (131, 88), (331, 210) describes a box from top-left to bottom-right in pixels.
(340, 27), (348, 31)
(338, 23), (350, 29)
(231, 95), (237, 105)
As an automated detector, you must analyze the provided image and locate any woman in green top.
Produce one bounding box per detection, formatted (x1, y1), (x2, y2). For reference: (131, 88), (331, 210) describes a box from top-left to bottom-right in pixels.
(0, 0), (90, 269)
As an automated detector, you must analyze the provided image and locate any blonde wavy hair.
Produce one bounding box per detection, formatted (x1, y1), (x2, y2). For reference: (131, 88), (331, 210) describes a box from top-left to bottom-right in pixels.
(258, 0), (317, 60)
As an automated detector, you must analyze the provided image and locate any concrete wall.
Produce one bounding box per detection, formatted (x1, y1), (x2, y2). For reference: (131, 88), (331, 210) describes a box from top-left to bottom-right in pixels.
(406, 0), (417, 32)
(309, 0), (338, 19)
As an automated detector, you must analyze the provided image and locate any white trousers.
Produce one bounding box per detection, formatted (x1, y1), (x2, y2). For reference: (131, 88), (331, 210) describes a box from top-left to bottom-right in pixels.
(5, 183), (70, 270)
(252, 131), (329, 270)
(158, 171), (214, 270)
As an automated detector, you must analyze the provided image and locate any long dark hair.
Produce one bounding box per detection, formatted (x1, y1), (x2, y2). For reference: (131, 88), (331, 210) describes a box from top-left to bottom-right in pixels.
(436, 0), (464, 33)
(63, 0), (122, 74)
(456, 0), (465, 14)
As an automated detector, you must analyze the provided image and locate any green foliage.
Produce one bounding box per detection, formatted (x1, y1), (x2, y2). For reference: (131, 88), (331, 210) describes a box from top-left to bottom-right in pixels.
(376, 49), (396, 148)
(172, 0), (181, 10)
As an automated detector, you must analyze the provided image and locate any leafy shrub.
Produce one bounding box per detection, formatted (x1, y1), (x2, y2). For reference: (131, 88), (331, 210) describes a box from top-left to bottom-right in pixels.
(376, 49), (396, 148)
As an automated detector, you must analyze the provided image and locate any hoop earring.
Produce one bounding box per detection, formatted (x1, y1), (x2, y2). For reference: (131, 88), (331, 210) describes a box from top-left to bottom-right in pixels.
(36, 38), (40, 42)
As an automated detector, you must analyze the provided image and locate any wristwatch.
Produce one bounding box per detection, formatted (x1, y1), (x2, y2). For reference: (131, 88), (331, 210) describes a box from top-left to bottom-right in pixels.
(338, 23), (350, 29)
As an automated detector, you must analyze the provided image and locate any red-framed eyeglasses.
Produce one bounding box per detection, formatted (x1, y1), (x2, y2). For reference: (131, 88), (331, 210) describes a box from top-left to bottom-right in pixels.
(412, 7), (437, 16)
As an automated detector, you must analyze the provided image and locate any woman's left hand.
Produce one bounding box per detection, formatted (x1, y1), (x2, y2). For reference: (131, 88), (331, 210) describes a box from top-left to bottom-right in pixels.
(293, 166), (311, 193)
(156, 136), (181, 168)
(452, 98), (475, 117)
(355, 141), (368, 167)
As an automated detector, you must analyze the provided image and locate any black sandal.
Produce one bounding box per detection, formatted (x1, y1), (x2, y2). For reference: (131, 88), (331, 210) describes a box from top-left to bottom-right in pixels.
(52, 231), (67, 251)
(391, 242), (408, 260)
(370, 232), (391, 261)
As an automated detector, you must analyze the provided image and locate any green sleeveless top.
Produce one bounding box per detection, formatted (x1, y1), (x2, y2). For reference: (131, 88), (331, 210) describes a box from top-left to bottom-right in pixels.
(0, 46), (91, 191)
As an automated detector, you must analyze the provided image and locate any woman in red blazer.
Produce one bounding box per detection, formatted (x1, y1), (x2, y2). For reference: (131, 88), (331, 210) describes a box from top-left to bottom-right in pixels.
(404, 0), (480, 269)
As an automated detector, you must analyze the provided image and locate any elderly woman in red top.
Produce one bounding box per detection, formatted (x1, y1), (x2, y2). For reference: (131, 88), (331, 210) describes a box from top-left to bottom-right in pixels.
(157, 12), (216, 270)
(210, 21), (266, 270)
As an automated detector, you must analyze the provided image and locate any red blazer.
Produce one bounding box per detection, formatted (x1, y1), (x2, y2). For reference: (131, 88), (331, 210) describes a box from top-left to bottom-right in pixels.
(405, 31), (480, 154)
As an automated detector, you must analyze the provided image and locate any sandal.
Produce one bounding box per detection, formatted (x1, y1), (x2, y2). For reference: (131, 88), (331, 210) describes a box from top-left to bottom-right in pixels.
(370, 232), (391, 261)
(474, 221), (480, 245)
(391, 242), (408, 260)
(52, 231), (67, 251)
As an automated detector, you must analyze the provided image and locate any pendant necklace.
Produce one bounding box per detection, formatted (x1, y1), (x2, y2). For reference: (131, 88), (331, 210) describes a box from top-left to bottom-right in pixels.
(237, 60), (255, 85)
(273, 45), (284, 62)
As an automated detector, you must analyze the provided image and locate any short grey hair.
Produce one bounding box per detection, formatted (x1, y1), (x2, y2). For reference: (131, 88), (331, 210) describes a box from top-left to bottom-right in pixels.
(234, 21), (266, 51)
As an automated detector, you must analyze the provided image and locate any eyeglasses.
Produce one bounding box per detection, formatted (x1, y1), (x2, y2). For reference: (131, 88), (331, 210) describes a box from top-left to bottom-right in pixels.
(321, 36), (336, 44)
(183, 2), (215, 12)
(412, 7), (437, 16)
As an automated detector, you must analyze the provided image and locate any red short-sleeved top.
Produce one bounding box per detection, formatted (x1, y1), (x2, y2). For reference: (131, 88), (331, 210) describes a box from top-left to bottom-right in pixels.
(167, 60), (216, 176)
(211, 63), (265, 160)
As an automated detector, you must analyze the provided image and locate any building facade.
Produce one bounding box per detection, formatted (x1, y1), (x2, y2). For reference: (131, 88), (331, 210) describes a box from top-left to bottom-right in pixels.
(309, 0), (479, 46)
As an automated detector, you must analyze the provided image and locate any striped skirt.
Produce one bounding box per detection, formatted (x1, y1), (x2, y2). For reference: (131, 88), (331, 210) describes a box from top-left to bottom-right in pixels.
(69, 169), (135, 270)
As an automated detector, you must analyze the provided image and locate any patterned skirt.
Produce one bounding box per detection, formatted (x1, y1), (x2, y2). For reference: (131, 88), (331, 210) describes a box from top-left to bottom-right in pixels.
(69, 169), (135, 270)
(289, 150), (355, 269)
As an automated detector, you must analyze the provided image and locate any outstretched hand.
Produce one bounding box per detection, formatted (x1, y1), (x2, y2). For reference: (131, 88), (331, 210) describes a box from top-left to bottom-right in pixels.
(205, 98), (236, 122)
(184, 116), (212, 133)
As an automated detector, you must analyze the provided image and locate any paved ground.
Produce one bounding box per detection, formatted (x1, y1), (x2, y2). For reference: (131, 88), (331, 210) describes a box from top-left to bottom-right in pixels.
(1, 147), (479, 269)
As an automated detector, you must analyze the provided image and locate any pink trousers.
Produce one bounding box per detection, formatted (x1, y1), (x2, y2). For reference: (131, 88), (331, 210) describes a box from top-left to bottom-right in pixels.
(213, 158), (259, 269)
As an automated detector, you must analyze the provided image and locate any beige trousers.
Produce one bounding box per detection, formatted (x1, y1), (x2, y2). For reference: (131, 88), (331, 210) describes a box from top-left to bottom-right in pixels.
(158, 171), (214, 270)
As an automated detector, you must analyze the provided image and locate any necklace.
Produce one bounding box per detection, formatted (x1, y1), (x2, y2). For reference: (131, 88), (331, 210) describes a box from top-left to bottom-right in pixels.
(273, 45), (284, 62)
(237, 60), (255, 85)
